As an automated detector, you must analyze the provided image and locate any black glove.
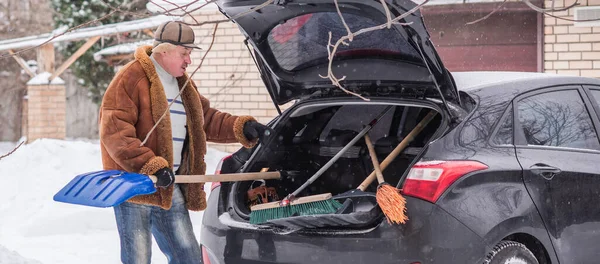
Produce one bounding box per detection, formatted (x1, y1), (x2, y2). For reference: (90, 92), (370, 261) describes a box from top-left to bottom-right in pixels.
(243, 121), (272, 142)
(154, 167), (175, 188)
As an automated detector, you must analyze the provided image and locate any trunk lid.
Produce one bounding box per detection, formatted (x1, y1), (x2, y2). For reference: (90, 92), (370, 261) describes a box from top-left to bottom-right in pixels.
(216, 0), (459, 109)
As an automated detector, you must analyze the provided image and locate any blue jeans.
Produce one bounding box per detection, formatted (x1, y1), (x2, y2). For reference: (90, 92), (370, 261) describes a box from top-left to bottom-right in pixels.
(113, 184), (202, 264)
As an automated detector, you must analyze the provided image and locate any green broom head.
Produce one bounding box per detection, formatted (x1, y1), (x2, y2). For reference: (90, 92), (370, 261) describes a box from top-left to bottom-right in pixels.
(250, 198), (343, 225)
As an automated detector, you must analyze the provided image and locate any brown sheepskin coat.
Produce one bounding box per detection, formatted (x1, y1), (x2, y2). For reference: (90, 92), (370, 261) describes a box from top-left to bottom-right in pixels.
(99, 45), (257, 211)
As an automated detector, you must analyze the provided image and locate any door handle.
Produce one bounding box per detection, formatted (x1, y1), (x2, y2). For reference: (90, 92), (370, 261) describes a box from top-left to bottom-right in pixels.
(530, 163), (561, 180)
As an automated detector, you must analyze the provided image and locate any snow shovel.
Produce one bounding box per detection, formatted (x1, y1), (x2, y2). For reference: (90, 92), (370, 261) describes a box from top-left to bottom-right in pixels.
(53, 170), (281, 208)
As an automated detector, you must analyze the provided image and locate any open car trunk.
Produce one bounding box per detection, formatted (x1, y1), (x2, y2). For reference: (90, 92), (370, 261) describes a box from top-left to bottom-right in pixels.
(223, 100), (445, 231)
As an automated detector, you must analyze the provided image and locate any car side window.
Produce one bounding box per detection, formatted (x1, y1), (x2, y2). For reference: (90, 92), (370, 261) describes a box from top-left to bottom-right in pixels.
(318, 105), (393, 142)
(516, 89), (600, 150)
(492, 106), (513, 145)
(589, 89), (600, 107)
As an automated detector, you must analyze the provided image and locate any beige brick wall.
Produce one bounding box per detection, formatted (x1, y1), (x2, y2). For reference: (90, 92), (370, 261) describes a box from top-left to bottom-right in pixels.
(27, 84), (66, 142)
(544, 0), (600, 77)
(21, 97), (28, 138)
(188, 10), (291, 153)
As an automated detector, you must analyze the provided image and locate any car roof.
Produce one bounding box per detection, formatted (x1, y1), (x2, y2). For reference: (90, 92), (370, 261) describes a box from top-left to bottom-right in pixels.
(452, 71), (600, 92)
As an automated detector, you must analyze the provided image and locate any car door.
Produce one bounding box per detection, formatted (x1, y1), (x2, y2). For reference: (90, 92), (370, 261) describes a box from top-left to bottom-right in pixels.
(513, 86), (600, 264)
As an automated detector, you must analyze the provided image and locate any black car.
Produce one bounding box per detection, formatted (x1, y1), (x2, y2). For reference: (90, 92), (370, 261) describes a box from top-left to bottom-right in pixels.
(201, 1), (600, 263)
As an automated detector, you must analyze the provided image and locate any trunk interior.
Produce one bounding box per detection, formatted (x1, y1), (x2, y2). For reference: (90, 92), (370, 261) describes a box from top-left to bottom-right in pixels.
(228, 101), (444, 229)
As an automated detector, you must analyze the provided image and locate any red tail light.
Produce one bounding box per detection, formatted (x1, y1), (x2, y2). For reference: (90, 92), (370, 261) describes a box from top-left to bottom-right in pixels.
(402, 160), (488, 203)
(211, 155), (232, 191)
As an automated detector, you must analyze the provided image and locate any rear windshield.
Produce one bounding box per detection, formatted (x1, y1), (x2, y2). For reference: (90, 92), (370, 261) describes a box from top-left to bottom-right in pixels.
(267, 12), (420, 71)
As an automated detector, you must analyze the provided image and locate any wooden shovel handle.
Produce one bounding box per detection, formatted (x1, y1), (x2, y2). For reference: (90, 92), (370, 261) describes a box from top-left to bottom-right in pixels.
(365, 134), (385, 184)
(149, 171), (281, 183)
(357, 110), (438, 191)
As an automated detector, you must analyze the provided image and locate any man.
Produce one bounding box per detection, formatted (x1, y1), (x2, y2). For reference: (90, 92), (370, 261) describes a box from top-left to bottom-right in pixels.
(99, 21), (269, 264)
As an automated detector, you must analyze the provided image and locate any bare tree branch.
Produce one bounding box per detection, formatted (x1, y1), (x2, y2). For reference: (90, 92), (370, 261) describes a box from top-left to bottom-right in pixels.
(467, 0), (598, 25)
(522, 0), (578, 13)
(0, 141), (24, 161)
(175, 0), (219, 17)
(231, 0), (274, 20)
(98, 0), (151, 18)
(524, 0), (600, 24)
(166, 0), (202, 24)
(378, 0), (393, 29)
(176, 0), (274, 28)
(334, 0), (353, 42)
(148, 0), (172, 16)
(208, 53), (250, 108)
(148, 0), (201, 24)
(153, 0), (276, 27)
(320, 0), (424, 101)
(467, 0), (507, 25)
(0, 10), (119, 59)
(150, 0), (198, 14)
(179, 18), (232, 26)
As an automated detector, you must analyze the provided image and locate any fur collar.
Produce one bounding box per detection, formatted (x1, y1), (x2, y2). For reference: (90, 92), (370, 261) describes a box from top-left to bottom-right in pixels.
(134, 45), (174, 169)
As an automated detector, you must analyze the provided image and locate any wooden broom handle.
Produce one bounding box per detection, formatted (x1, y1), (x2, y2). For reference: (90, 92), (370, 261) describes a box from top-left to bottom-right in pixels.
(149, 171), (281, 183)
(357, 110), (438, 191)
(365, 134), (385, 184)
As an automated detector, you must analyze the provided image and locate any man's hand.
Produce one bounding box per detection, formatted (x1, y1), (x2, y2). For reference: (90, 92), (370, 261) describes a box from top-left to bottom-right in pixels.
(243, 121), (272, 142)
(154, 167), (175, 188)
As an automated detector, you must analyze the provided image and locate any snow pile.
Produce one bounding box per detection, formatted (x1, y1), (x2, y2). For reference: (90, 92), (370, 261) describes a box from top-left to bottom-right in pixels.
(26, 72), (65, 85)
(0, 245), (41, 264)
(0, 139), (230, 264)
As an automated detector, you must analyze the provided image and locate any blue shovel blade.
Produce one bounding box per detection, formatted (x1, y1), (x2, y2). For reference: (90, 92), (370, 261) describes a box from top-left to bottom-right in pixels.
(53, 170), (157, 207)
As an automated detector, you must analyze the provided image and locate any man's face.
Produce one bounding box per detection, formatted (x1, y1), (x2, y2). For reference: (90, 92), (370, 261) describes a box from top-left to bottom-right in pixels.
(160, 46), (192, 77)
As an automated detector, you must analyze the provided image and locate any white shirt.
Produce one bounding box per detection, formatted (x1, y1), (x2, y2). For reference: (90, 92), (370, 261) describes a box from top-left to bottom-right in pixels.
(150, 55), (187, 172)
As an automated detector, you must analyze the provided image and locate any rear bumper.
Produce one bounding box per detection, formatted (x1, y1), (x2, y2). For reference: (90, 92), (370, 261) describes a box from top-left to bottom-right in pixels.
(201, 188), (486, 264)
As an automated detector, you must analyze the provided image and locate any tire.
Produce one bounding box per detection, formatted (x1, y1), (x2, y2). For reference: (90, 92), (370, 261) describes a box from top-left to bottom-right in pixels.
(483, 241), (539, 264)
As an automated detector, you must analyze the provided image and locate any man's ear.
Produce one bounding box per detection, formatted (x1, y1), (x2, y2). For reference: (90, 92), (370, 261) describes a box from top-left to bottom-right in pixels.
(164, 48), (176, 56)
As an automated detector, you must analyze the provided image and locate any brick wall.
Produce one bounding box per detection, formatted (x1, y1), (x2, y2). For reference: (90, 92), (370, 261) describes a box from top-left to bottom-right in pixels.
(188, 10), (290, 153)
(26, 80), (66, 142)
(544, 0), (600, 77)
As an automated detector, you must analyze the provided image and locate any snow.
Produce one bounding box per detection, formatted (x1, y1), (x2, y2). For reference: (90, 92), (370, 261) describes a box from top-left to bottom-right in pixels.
(93, 39), (154, 61)
(451, 71), (562, 91)
(0, 15), (181, 52)
(0, 245), (41, 264)
(26, 72), (65, 85)
(0, 139), (230, 264)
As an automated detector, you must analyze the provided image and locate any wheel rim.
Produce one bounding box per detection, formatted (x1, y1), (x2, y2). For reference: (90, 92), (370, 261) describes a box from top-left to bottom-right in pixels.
(504, 256), (529, 264)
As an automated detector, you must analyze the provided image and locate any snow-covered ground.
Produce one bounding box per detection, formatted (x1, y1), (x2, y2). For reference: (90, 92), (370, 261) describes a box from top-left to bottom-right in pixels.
(0, 139), (230, 264)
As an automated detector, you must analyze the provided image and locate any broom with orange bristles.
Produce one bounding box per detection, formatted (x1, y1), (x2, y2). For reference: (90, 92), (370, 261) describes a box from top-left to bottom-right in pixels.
(358, 110), (438, 224)
(365, 134), (408, 224)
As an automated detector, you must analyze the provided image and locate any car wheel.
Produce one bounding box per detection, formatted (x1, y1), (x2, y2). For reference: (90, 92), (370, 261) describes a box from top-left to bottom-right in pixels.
(483, 241), (539, 264)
